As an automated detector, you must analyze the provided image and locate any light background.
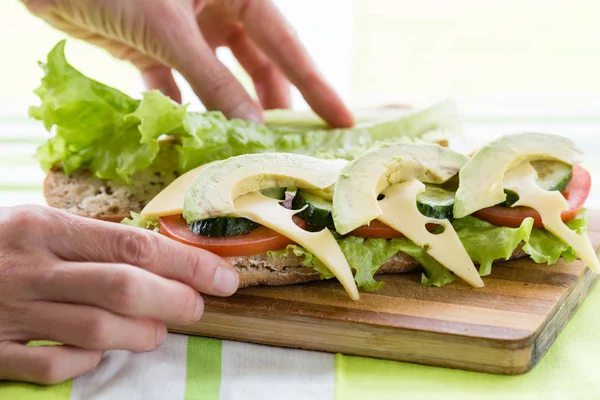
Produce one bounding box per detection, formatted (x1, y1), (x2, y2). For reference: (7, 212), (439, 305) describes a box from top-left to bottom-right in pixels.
(3, 1), (600, 115)
(1, 0), (599, 205)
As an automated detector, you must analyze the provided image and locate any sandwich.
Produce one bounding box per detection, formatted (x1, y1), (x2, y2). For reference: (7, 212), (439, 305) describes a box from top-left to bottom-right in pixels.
(39, 41), (457, 222)
(32, 41), (599, 300)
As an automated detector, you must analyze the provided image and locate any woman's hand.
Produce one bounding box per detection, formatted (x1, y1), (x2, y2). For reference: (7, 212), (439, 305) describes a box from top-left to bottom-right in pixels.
(0, 205), (239, 384)
(22, 0), (354, 127)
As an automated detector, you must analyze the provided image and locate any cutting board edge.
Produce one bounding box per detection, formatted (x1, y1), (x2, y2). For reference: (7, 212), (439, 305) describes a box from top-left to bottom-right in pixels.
(167, 312), (536, 375)
(199, 301), (539, 348)
(167, 264), (599, 375)
(528, 267), (599, 370)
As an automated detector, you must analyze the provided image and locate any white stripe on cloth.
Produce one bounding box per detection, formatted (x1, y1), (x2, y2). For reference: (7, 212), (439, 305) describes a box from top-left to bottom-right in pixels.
(219, 341), (335, 400)
(70, 333), (188, 400)
(0, 192), (46, 207)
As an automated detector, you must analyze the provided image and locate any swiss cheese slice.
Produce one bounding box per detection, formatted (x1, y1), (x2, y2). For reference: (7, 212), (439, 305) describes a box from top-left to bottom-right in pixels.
(234, 191), (360, 300)
(504, 162), (600, 273)
(377, 180), (484, 287)
(140, 163), (214, 218)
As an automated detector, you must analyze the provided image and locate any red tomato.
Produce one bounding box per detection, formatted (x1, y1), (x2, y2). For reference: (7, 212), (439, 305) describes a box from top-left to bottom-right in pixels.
(158, 214), (307, 257)
(349, 220), (406, 238)
(474, 165), (591, 228)
(350, 220), (440, 238)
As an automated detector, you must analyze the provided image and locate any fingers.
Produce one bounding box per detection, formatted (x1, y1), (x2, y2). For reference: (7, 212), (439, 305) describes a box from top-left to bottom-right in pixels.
(23, 302), (166, 352)
(159, 20), (263, 122)
(30, 262), (204, 325)
(142, 66), (182, 103)
(241, 0), (354, 128)
(0, 342), (101, 385)
(228, 29), (291, 110)
(44, 209), (239, 296)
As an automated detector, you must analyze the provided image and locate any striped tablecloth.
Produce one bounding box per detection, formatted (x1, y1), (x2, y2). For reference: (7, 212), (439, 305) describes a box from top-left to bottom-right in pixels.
(1, 114), (600, 399)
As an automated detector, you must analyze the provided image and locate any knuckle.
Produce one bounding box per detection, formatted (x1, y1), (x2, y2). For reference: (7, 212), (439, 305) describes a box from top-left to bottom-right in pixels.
(118, 230), (157, 266)
(0, 205), (40, 232)
(108, 269), (139, 312)
(32, 354), (64, 385)
(83, 314), (111, 348)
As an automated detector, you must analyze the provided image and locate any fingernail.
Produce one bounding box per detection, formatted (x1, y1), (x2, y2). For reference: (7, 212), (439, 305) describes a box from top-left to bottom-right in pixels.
(156, 326), (167, 346)
(212, 265), (239, 295)
(193, 295), (204, 321)
(229, 102), (263, 124)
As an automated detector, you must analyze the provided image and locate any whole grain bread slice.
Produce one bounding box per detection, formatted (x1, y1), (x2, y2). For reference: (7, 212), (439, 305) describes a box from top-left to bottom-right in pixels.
(44, 140), (181, 222)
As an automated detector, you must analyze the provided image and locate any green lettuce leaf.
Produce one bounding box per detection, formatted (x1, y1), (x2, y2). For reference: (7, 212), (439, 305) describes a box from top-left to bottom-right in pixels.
(124, 91), (188, 143)
(30, 40), (181, 183)
(392, 238), (456, 287)
(32, 41), (462, 183)
(267, 245), (334, 279)
(121, 212), (159, 232)
(267, 235), (454, 291)
(453, 215), (534, 276)
(177, 112), (277, 171)
(523, 211), (588, 265)
(264, 213), (590, 291)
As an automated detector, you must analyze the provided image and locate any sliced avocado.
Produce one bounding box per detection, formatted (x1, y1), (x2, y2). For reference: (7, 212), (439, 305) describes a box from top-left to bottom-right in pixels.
(332, 143), (468, 235)
(454, 133), (583, 218)
(183, 153), (347, 223)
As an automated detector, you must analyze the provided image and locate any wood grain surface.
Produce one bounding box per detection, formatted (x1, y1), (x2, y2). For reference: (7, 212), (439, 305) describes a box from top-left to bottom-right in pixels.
(167, 210), (600, 375)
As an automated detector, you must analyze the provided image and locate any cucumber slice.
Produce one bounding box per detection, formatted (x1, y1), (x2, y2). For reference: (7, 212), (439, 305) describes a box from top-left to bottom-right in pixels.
(292, 190), (335, 228)
(189, 217), (260, 237)
(294, 185), (456, 228)
(504, 161), (572, 206)
(261, 186), (287, 200)
(188, 187), (286, 237)
(416, 185), (455, 219)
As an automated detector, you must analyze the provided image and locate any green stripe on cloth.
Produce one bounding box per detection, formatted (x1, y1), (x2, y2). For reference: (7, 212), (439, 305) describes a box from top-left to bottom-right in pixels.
(0, 156), (37, 167)
(0, 381), (72, 400)
(0, 137), (44, 144)
(0, 184), (43, 191)
(0, 342), (73, 400)
(185, 337), (222, 400)
(335, 282), (600, 400)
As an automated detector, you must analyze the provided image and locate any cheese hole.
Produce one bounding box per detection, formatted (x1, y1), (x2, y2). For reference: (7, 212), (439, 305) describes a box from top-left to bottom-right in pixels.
(429, 224), (446, 235)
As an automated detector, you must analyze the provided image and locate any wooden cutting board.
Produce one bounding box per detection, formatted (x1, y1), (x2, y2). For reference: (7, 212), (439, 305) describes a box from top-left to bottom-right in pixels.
(168, 210), (600, 375)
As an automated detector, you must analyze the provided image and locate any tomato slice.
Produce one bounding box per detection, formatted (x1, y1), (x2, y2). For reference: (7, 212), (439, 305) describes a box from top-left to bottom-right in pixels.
(350, 220), (440, 239)
(159, 214), (307, 257)
(474, 165), (591, 228)
(350, 220), (406, 238)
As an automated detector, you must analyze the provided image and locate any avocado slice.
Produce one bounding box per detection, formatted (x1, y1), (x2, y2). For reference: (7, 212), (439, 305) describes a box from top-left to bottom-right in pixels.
(183, 153), (347, 223)
(454, 133), (583, 218)
(332, 143), (468, 235)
